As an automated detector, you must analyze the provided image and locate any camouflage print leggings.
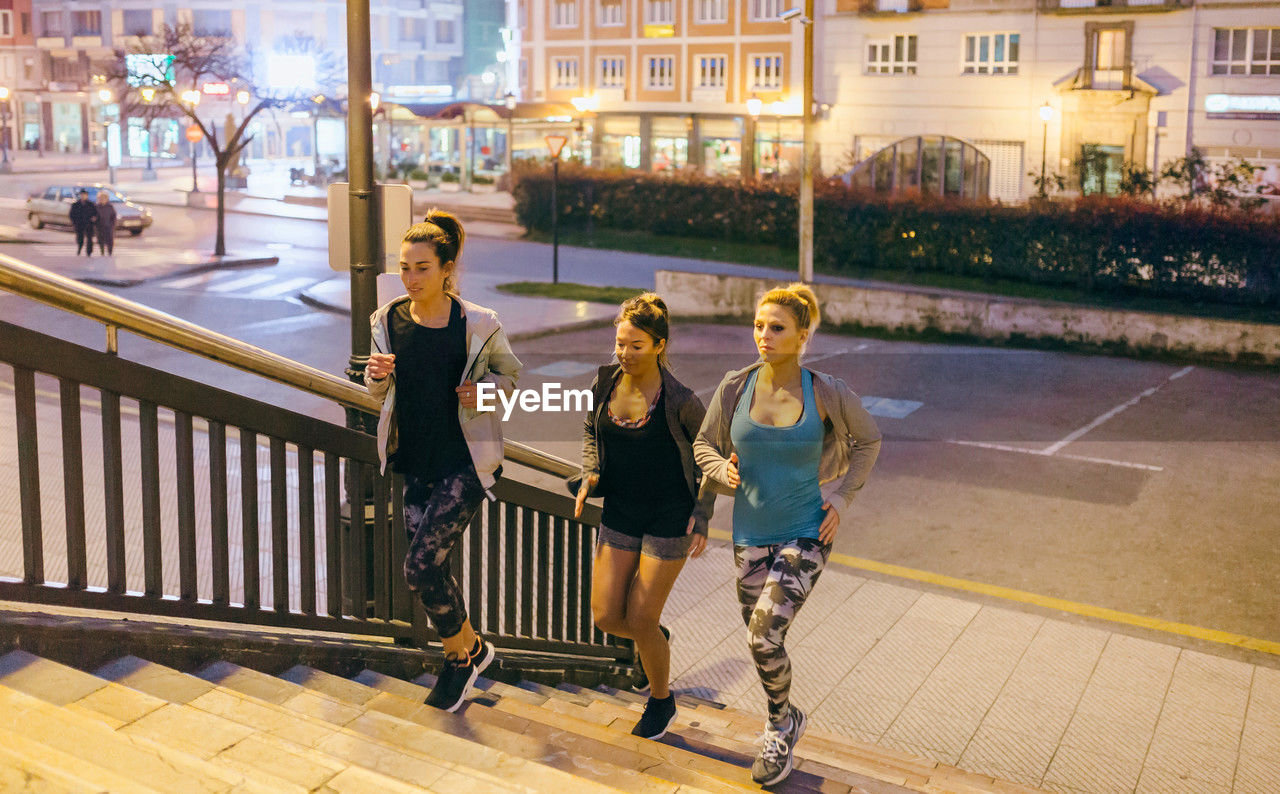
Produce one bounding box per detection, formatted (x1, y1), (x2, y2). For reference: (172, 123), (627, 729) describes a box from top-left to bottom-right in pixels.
(403, 468), (484, 640)
(734, 538), (833, 723)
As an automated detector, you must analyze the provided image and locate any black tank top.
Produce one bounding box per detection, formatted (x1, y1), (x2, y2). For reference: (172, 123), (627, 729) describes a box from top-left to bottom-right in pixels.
(598, 390), (694, 538)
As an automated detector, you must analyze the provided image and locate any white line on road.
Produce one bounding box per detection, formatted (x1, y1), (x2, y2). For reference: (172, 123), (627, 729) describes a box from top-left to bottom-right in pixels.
(240, 313), (334, 333)
(206, 273), (276, 293)
(1040, 365), (1195, 456)
(162, 270), (244, 290)
(945, 439), (1164, 472)
(245, 277), (318, 299)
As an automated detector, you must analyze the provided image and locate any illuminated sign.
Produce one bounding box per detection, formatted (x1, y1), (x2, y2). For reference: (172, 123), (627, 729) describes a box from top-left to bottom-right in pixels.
(126, 54), (175, 87)
(643, 24), (675, 38)
(267, 54), (317, 93)
(202, 82), (230, 95)
(1205, 93), (1280, 120)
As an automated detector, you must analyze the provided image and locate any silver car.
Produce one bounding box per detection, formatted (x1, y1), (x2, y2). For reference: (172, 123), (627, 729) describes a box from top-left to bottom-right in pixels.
(26, 185), (154, 236)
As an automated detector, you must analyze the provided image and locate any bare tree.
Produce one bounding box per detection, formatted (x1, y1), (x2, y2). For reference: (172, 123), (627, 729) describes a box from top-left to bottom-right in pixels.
(110, 24), (285, 257)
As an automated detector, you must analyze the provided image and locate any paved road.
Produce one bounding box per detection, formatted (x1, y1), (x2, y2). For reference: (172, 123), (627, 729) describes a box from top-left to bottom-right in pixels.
(2, 184), (1277, 648)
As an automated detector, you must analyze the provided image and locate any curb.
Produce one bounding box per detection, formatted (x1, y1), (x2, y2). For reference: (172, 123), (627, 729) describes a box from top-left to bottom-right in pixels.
(139, 195), (324, 222)
(79, 255), (279, 288)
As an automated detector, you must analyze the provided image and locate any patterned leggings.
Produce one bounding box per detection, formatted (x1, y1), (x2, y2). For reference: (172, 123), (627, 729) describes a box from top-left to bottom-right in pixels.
(734, 538), (832, 723)
(403, 468), (484, 640)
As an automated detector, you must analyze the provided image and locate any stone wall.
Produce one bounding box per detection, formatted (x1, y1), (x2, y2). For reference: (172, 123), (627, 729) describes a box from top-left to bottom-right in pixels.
(655, 270), (1280, 365)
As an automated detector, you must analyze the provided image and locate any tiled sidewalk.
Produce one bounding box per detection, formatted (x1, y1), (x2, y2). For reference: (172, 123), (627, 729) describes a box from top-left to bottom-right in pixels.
(664, 537), (1280, 794)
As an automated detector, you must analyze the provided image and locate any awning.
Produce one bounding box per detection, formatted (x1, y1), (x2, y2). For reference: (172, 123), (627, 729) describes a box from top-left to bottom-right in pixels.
(386, 101), (582, 123)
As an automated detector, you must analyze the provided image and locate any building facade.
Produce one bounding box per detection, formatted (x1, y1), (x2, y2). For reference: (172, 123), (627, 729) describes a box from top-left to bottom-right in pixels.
(0, 0), (38, 155)
(10, 0), (464, 162)
(517, 0), (809, 176)
(821, 0), (1280, 202)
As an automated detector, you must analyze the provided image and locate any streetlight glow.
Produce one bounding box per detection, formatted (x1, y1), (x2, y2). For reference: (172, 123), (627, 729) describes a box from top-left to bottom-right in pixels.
(98, 88), (113, 103)
(746, 94), (763, 118)
(181, 89), (201, 106)
(369, 91), (380, 112)
(0, 87), (9, 101)
(140, 86), (156, 102)
(1039, 102), (1054, 122)
(236, 89), (250, 105)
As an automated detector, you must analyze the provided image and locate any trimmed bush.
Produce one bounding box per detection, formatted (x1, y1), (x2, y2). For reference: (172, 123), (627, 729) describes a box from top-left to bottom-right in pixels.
(512, 165), (1280, 307)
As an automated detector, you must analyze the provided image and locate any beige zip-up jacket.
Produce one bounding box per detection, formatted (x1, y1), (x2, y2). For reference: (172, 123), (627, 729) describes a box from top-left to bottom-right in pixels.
(693, 362), (882, 522)
(365, 294), (522, 491)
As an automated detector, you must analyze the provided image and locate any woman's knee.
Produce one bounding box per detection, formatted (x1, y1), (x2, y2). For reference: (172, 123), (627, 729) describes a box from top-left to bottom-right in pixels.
(403, 558), (448, 592)
(624, 608), (662, 639)
(592, 602), (628, 635)
(747, 629), (783, 661)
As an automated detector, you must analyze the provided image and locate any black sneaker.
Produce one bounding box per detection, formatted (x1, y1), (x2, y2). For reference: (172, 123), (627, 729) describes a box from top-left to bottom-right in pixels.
(631, 694), (677, 739)
(631, 625), (672, 693)
(424, 637), (495, 713)
(751, 705), (807, 786)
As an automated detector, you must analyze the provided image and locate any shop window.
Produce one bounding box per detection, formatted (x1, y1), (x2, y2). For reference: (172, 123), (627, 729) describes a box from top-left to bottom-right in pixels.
(1212, 28), (1280, 75)
(963, 33), (1019, 75)
(599, 0), (624, 26)
(122, 9), (152, 37)
(866, 35), (917, 74)
(553, 57), (580, 88)
(697, 55), (727, 88)
(751, 55), (782, 89)
(553, 0), (579, 27)
(599, 56), (626, 88)
(646, 56), (675, 89)
(750, 0), (782, 22)
(696, 0), (727, 23)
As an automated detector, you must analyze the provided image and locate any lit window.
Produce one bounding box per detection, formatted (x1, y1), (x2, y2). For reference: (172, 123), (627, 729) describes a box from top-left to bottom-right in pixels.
(553, 58), (580, 88)
(646, 56), (674, 89)
(600, 56), (626, 88)
(697, 55), (727, 88)
(751, 55), (783, 89)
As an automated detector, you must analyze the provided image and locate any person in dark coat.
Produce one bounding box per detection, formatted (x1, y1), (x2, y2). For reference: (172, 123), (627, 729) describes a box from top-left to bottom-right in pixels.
(69, 190), (97, 257)
(94, 192), (117, 256)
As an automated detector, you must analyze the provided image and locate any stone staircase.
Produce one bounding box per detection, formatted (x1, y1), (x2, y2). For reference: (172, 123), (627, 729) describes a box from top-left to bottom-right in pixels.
(0, 649), (1046, 794)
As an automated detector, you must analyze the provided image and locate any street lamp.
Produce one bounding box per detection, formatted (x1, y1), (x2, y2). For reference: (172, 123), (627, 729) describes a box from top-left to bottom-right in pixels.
(770, 100), (784, 178)
(311, 94), (326, 175)
(545, 134), (568, 284)
(504, 91), (516, 179)
(1038, 102), (1054, 198)
(747, 93), (762, 181)
(780, 3), (816, 282)
(139, 86), (157, 180)
(0, 86), (11, 174)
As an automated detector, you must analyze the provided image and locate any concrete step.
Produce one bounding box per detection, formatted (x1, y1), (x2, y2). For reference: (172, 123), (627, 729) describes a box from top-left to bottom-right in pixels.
(0, 727), (158, 794)
(195, 659), (590, 792)
(96, 656), (440, 794)
(357, 668), (742, 793)
(310, 665), (704, 794)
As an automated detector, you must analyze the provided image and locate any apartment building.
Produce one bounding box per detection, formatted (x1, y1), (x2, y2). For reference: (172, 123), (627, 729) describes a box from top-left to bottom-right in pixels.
(822, 0), (1280, 202)
(0, 0), (37, 155)
(16, 0), (463, 159)
(518, 0), (809, 176)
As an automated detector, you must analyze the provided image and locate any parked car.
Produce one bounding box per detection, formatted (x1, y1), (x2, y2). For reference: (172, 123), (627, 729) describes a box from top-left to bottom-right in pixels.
(25, 185), (154, 236)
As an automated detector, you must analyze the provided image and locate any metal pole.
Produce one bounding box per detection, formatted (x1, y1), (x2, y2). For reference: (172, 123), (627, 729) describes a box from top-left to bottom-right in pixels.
(1040, 120), (1048, 198)
(346, 0), (378, 388)
(0, 104), (11, 173)
(191, 141), (199, 192)
(551, 158), (560, 284)
(798, 0), (815, 283)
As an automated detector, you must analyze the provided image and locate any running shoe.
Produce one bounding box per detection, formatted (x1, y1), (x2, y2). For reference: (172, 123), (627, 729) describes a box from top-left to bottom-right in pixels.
(751, 705), (807, 785)
(631, 693), (678, 739)
(424, 637), (496, 713)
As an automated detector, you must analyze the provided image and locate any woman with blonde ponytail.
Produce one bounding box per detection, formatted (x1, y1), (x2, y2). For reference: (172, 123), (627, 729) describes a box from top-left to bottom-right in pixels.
(693, 283), (881, 785)
(569, 292), (714, 740)
(365, 209), (522, 713)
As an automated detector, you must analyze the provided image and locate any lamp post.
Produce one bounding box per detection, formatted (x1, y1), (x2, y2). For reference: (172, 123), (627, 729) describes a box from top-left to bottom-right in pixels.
(0, 86), (11, 174)
(770, 100), (783, 177)
(504, 91), (516, 179)
(1038, 102), (1053, 198)
(181, 90), (202, 192)
(545, 134), (567, 284)
(780, 3), (816, 282)
(746, 93), (762, 180)
(139, 86), (157, 180)
(311, 94), (325, 175)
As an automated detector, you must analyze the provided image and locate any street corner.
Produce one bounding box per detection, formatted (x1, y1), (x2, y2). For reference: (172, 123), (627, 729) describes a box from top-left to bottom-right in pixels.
(298, 277), (352, 315)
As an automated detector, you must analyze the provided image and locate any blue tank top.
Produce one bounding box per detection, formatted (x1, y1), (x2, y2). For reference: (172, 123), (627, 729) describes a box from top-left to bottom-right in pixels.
(729, 368), (826, 546)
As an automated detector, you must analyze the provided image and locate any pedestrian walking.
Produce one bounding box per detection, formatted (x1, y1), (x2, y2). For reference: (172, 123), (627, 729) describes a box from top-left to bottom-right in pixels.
(69, 189), (97, 257)
(570, 293), (714, 740)
(693, 283), (882, 785)
(365, 210), (522, 712)
(94, 192), (117, 256)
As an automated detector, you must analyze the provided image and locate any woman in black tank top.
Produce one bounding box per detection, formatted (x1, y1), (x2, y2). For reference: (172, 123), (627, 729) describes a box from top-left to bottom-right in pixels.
(570, 294), (714, 741)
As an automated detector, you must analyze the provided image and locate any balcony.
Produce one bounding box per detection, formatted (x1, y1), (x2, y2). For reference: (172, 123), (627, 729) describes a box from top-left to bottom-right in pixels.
(1039, 0), (1188, 13)
(36, 36), (67, 49)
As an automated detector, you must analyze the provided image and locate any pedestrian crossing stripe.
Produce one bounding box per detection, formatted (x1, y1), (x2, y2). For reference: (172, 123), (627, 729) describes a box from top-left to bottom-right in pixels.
(861, 397), (923, 419)
(159, 270), (320, 299)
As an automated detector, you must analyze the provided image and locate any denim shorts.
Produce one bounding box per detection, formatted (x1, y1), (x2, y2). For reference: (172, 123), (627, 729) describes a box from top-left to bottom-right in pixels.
(597, 524), (693, 561)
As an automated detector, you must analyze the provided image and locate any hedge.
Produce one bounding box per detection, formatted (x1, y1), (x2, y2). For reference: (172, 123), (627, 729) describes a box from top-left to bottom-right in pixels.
(512, 165), (1280, 307)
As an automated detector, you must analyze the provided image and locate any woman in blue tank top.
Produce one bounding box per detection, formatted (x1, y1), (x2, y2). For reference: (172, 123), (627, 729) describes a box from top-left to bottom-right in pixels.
(694, 283), (882, 786)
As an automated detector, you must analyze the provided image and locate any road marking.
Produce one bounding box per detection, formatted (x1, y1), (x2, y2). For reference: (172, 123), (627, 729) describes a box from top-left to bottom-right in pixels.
(240, 313), (334, 333)
(245, 277), (317, 299)
(1041, 366), (1194, 456)
(206, 273), (276, 293)
(946, 439), (1164, 472)
(861, 397), (922, 419)
(706, 527), (1280, 656)
(162, 270), (243, 289)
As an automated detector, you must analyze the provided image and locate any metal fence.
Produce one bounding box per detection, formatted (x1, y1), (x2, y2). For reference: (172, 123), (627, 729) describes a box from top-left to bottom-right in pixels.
(0, 254), (625, 665)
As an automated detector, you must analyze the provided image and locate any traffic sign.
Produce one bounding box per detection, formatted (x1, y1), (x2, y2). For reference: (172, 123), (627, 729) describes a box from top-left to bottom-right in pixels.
(327, 182), (414, 273)
(185, 125), (203, 142)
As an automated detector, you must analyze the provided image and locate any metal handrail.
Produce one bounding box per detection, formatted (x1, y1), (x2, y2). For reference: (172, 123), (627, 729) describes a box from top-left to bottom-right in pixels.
(0, 253), (579, 479)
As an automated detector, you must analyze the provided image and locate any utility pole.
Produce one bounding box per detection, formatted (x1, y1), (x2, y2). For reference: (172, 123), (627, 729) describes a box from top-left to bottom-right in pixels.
(345, 0), (378, 393)
(798, 0), (815, 283)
